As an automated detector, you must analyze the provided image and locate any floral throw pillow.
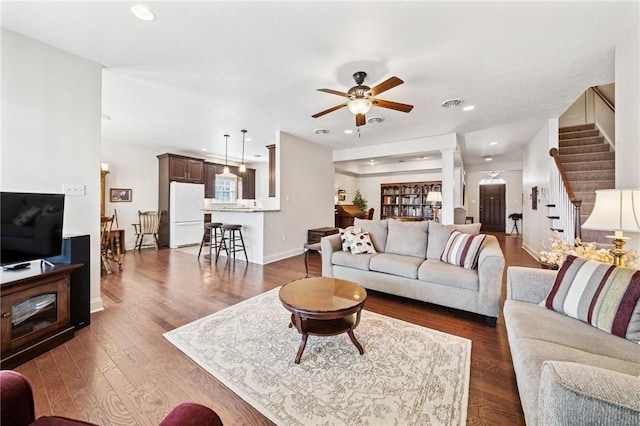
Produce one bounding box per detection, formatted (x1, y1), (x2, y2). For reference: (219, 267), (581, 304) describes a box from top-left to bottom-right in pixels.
(350, 231), (377, 255)
(339, 227), (361, 252)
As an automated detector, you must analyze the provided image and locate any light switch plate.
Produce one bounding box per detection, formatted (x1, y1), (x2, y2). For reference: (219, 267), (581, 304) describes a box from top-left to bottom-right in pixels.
(63, 184), (85, 196)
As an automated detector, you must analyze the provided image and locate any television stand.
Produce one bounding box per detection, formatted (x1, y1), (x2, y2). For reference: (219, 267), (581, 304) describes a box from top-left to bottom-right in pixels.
(1, 261), (82, 369)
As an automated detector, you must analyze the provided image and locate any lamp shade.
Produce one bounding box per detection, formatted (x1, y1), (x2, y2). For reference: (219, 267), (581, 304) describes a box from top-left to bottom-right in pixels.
(347, 98), (372, 115)
(582, 189), (640, 232)
(426, 191), (442, 203)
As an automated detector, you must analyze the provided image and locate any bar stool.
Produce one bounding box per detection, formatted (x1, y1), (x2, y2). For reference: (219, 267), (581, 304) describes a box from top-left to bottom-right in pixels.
(198, 222), (223, 260)
(217, 224), (248, 262)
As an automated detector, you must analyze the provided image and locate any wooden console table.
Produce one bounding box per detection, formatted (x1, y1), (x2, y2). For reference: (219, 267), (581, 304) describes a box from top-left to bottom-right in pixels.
(1, 262), (81, 368)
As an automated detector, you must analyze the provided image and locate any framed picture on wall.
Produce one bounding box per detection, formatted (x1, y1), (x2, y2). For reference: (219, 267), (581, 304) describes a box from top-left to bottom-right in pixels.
(110, 188), (132, 202)
(531, 186), (538, 210)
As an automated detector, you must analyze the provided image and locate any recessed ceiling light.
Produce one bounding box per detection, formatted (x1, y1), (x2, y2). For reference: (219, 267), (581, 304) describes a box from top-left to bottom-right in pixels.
(201, 148), (207, 151)
(442, 99), (464, 108)
(368, 159), (376, 165)
(485, 157), (493, 162)
(367, 117), (384, 124)
(489, 141), (498, 146)
(254, 154), (262, 158)
(417, 156), (431, 160)
(246, 138), (252, 142)
(130, 5), (155, 22)
(314, 128), (329, 135)
(463, 105), (475, 112)
(344, 129), (353, 134)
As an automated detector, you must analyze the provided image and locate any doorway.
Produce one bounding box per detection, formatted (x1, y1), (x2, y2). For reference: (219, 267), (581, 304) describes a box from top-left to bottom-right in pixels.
(479, 184), (506, 232)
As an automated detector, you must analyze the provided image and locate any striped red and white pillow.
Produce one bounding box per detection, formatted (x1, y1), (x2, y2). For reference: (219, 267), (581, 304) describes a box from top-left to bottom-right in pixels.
(440, 231), (486, 269)
(545, 255), (640, 342)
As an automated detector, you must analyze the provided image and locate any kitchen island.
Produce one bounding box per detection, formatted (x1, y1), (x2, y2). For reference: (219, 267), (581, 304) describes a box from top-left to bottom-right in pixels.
(203, 208), (281, 265)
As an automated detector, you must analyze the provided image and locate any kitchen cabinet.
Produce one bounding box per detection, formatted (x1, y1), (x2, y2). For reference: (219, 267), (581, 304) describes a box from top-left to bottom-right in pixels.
(242, 168), (256, 199)
(204, 163), (224, 198)
(163, 154), (204, 183)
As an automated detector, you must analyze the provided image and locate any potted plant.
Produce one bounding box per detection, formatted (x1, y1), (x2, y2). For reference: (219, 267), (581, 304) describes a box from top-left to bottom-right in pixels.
(352, 189), (368, 213)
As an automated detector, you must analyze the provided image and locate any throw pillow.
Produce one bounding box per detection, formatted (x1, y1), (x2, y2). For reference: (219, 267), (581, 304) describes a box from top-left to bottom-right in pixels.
(427, 221), (482, 260)
(544, 255), (640, 342)
(353, 218), (389, 252)
(339, 227), (361, 252)
(12, 206), (41, 226)
(350, 231), (377, 255)
(440, 231), (486, 269)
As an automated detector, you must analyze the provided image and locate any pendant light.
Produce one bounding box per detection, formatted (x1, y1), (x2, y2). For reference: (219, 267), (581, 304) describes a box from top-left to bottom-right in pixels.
(239, 129), (247, 173)
(223, 134), (230, 174)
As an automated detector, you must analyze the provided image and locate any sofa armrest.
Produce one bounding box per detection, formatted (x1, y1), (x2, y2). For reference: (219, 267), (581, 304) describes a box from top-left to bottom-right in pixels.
(320, 234), (342, 277)
(506, 266), (557, 304)
(539, 361), (640, 425)
(476, 235), (505, 319)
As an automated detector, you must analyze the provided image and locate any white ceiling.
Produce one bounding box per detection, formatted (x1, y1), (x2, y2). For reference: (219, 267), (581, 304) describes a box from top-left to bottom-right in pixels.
(2, 1), (637, 173)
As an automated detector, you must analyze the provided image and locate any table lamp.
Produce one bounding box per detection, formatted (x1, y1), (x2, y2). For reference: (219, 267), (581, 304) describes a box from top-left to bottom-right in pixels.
(426, 191), (442, 222)
(582, 188), (640, 266)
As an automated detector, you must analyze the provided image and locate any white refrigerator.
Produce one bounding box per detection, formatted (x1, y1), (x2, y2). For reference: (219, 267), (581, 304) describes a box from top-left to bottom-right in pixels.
(169, 181), (205, 248)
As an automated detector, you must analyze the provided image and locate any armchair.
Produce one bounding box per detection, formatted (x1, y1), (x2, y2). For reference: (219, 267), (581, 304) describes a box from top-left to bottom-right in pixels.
(0, 370), (223, 426)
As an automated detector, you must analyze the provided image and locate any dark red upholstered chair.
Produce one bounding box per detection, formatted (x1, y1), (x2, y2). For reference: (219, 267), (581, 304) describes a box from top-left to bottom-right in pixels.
(1, 370), (222, 426)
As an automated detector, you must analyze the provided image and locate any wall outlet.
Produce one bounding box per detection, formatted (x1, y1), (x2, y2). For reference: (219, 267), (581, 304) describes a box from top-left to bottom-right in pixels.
(63, 184), (85, 196)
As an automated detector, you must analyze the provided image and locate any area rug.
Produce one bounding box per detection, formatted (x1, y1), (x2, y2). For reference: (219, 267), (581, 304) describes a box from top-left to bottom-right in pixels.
(164, 288), (471, 425)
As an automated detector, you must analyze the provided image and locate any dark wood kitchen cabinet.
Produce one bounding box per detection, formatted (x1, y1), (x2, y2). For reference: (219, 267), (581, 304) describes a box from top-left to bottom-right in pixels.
(242, 168), (256, 199)
(162, 154), (204, 184)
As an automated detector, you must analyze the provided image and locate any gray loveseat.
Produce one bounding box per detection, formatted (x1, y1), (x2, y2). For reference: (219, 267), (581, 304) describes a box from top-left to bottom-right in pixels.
(505, 266), (640, 425)
(321, 218), (505, 325)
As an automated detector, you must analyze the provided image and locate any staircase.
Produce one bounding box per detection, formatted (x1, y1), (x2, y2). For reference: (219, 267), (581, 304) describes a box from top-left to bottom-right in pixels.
(555, 123), (615, 243)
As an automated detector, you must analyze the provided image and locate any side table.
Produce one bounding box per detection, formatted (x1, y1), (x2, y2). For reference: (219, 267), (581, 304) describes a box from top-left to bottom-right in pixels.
(303, 242), (322, 277)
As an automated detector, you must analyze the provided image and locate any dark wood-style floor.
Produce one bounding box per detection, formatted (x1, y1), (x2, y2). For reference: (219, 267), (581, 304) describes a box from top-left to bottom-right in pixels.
(14, 233), (539, 425)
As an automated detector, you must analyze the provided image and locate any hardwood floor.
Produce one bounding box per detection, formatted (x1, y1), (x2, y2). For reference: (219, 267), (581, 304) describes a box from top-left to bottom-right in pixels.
(14, 233), (539, 425)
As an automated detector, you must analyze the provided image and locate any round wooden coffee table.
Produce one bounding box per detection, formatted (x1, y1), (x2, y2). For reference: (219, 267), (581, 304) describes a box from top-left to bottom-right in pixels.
(279, 277), (367, 364)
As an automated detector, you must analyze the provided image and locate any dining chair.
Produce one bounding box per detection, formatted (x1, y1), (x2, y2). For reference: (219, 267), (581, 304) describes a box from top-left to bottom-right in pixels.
(132, 210), (162, 251)
(100, 215), (115, 273)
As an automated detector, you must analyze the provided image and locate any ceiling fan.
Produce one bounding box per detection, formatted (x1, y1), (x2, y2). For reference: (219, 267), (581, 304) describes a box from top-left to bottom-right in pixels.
(312, 71), (414, 127)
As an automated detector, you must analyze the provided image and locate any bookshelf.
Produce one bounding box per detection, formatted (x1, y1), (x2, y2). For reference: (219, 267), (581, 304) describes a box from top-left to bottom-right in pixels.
(380, 181), (442, 220)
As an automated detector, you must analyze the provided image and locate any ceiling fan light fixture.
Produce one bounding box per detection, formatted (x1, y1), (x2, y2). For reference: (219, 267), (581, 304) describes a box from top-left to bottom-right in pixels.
(347, 98), (372, 115)
(442, 99), (464, 108)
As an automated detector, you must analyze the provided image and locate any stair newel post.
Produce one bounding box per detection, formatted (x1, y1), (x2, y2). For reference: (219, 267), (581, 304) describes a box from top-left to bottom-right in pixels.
(573, 200), (582, 243)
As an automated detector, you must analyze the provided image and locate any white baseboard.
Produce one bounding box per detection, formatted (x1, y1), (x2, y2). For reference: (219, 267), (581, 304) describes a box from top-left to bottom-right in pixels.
(521, 242), (540, 262)
(90, 297), (104, 314)
(263, 248), (305, 265)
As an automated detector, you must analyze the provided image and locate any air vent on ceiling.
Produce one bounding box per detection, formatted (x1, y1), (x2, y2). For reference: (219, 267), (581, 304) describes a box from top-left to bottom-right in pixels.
(367, 117), (384, 124)
(314, 128), (329, 135)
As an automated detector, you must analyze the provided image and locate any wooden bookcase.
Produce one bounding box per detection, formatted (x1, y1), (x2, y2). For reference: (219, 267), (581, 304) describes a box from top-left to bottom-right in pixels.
(380, 181), (442, 220)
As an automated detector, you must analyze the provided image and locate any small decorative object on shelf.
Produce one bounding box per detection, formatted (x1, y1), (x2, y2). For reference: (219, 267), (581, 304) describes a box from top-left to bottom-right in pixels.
(508, 213), (522, 234)
(539, 231), (639, 269)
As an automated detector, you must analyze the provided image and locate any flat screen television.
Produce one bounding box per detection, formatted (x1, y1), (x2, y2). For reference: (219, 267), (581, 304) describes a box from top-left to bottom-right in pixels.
(1, 192), (65, 268)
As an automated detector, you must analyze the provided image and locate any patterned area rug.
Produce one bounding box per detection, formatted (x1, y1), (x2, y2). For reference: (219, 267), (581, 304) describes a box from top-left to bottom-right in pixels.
(164, 288), (471, 425)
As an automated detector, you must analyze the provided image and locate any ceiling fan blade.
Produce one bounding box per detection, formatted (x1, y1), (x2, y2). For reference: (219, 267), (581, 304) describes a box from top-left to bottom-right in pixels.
(317, 88), (350, 98)
(372, 98), (414, 113)
(368, 76), (403, 97)
(312, 103), (348, 118)
(356, 114), (366, 127)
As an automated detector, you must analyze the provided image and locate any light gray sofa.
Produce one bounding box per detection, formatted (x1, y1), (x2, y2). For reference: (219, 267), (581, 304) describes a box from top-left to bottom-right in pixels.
(505, 266), (640, 425)
(321, 218), (505, 325)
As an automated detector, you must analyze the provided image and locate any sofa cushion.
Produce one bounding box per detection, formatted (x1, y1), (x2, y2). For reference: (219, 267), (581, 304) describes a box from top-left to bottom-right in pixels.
(426, 221), (482, 260)
(385, 219), (429, 258)
(544, 255), (640, 342)
(440, 231), (486, 269)
(504, 300), (640, 364)
(349, 231), (377, 255)
(418, 259), (479, 290)
(354, 218), (389, 252)
(369, 253), (423, 279)
(331, 251), (375, 271)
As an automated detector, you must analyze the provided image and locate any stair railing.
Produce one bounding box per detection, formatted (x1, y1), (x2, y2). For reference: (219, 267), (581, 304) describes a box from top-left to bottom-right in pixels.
(549, 148), (582, 243)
